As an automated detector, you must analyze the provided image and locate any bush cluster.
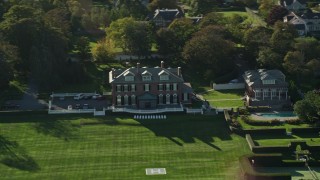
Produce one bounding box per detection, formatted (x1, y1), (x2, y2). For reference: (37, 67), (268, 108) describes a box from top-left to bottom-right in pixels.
(242, 115), (282, 126)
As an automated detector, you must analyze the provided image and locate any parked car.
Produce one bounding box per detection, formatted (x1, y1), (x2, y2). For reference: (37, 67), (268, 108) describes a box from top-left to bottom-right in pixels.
(92, 94), (105, 100)
(67, 105), (72, 110)
(74, 93), (85, 100)
(75, 104), (81, 109)
(92, 94), (101, 99)
(83, 104), (89, 109)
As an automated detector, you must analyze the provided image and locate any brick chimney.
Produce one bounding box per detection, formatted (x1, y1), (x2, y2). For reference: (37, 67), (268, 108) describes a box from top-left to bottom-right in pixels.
(178, 67), (181, 76)
(161, 61), (164, 68)
(137, 62), (140, 73)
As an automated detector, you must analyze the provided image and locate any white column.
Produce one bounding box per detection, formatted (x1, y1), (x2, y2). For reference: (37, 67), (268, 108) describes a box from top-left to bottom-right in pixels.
(286, 91), (288, 100)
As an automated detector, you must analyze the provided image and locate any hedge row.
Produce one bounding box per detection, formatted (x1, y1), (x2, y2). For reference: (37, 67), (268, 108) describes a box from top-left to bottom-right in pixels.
(247, 106), (271, 112)
(243, 128), (286, 135)
(0, 110), (48, 116)
(239, 154), (291, 180)
(246, 134), (320, 155)
(291, 127), (320, 134)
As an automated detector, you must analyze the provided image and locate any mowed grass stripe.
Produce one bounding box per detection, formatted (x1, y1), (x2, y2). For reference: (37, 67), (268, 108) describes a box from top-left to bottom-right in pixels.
(0, 115), (250, 179)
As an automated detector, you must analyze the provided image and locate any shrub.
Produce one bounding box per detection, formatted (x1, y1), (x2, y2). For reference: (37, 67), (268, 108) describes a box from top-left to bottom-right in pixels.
(241, 115), (282, 126)
(247, 106), (271, 112)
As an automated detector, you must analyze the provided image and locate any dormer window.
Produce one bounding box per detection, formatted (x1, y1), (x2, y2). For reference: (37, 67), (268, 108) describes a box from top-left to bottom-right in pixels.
(142, 75), (151, 81)
(142, 70), (152, 81)
(124, 71), (135, 81)
(263, 80), (275, 85)
(160, 75), (169, 81)
(125, 76), (134, 81)
(158, 70), (169, 81)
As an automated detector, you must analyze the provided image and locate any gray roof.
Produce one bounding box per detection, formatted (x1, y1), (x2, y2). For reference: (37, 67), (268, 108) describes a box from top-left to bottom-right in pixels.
(280, 0), (306, 6)
(153, 9), (183, 21)
(243, 69), (288, 88)
(110, 66), (184, 84)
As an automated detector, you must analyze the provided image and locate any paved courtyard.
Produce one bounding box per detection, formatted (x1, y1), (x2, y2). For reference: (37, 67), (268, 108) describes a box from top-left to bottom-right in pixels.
(51, 97), (110, 110)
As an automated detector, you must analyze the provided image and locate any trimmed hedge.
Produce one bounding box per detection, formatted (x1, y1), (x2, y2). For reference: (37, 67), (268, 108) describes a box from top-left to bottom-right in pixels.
(0, 110), (48, 116)
(239, 154), (291, 180)
(247, 106), (271, 112)
(243, 128), (286, 135)
(291, 127), (320, 134)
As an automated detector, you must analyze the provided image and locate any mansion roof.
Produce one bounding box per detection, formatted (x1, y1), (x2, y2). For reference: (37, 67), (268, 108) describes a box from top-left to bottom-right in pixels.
(153, 9), (183, 21)
(109, 64), (184, 84)
(243, 69), (288, 88)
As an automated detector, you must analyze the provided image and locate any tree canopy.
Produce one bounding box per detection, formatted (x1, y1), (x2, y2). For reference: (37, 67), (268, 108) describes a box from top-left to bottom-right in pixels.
(294, 91), (320, 123)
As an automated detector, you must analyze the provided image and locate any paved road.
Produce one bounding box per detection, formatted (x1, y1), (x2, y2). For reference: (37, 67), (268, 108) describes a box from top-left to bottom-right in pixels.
(7, 81), (48, 110)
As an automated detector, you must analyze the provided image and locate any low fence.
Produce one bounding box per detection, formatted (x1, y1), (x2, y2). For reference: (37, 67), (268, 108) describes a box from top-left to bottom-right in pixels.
(50, 92), (96, 98)
(48, 109), (95, 114)
(112, 104), (184, 114)
(212, 83), (244, 90)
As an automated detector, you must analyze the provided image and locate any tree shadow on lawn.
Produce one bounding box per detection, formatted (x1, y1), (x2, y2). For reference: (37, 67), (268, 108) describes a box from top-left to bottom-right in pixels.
(33, 120), (80, 141)
(135, 115), (231, 151)
(0, 135), (40, 172)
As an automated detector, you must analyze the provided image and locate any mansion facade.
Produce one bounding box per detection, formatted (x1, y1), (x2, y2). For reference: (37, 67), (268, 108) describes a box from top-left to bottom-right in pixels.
(109, 62), (193, 109)
(243, 69), (290, 107)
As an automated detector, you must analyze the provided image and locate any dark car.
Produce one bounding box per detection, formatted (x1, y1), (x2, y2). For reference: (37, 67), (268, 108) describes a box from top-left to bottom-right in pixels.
(75, 104), (81, 109)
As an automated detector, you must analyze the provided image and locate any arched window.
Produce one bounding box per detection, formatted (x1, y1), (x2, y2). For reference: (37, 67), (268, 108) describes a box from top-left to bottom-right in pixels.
(117, 95), (122, 105)
(131, 95), (136, 105)
(166, 94), (170, 104)
(173, 94), (178, 104)
(124, 95), (128, 105)
(159, 94), (163, 104)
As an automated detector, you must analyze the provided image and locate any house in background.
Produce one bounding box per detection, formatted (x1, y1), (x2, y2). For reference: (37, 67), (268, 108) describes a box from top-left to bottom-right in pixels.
(151, 9), (184, 27)
(243, 69), (290, 107)
(109, 61), (193, 109)
(284, 10), (320, 36)
(279, 0), (306, 12)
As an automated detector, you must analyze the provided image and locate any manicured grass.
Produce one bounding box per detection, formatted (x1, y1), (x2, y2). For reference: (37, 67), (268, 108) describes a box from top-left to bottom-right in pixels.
(252, 133), (320, 146)
(210, 100), (244, 108)
(201, 90), (244, 108)
(238, 117), (312, 132)
(218, 11), (248, 18)
(0, 114), (250, 179)
(202, 90), (244, 100)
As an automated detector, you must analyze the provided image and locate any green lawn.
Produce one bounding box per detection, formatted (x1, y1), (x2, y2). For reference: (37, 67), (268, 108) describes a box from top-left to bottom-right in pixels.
(202, 90), (244, 100)
(218, 11), (248, 18)
(0, 114), (250, 179)
(201, 90), (244, 108)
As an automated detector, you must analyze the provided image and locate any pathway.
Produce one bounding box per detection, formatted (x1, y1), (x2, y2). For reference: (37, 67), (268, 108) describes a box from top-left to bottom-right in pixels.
(8, 80), (48, 110)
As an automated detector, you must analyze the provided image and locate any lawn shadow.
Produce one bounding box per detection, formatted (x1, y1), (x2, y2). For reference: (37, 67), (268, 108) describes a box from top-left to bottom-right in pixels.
(34, 120), (80, 141)
(0, 135), (40, 172)
(135, 115), (231, 150)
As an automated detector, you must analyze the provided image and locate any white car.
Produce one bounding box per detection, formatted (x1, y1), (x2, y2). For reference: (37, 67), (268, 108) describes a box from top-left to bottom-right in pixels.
(92, 94), (102, 99)
(74, 93), (85, 100)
